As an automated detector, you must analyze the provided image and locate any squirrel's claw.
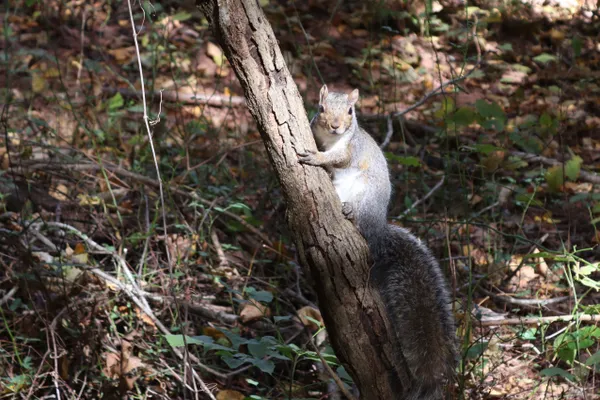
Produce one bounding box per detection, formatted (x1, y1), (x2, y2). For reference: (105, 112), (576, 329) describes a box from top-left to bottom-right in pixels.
(297, 150), (319, 165)
(342, 202), (356, 223)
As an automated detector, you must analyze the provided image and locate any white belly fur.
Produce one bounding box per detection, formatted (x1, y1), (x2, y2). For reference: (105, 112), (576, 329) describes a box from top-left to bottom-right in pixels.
(333, 167), (365, 203)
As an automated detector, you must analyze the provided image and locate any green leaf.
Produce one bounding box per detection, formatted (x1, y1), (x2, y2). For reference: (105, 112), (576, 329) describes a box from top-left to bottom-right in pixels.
(481, 118), (505, 132)
(533, 53), (558, 64)
(164, 334), (233, 351)
(249, 290), (273, 303)
(473, 143), (503, 154)
(475, 100), (504, 120)
(107, 93), (124, 111)
(565, 156), (583, 181)
(539, 113), (553, 128)
(251, 358), (275, 374)
(545, 165), (564, 192)
(585, 351), (600, 366)
(519, 328), (538, 340)
(515, 192), (543, 207)
(190, 335), (233, 351)
(509, 131), (543, 154)
(337, 366), (354, 383)
(304, 316), (323, 328)
(540, 367), (576, 381)
(171, 11), (192, 21)
(465, 341), (488, 360)
(448, 106), (476, 126)
(164, 334), (187, 347)
(267, 349), (291, 361)
(127, 104), (145, 113)
(558, 346), (576, 365)
(220, 329), (249, 351)
(504, 155), (528, 170)
(434, 97), (455, 118)
(577, 263), (598, 276)
(512, 64), (532, 73)
(222, 354), (249, 369)
(247, 340), (269, 358)
(572, 36), (582, 58)
(386, 154), (421, 166)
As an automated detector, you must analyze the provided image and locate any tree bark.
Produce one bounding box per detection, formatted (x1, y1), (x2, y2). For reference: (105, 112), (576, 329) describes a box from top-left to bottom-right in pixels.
(196, 0), (410, 398)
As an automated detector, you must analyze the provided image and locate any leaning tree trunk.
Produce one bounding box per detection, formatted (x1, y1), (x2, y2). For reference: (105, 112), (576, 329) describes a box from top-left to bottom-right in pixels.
(196, 0), (411, 397)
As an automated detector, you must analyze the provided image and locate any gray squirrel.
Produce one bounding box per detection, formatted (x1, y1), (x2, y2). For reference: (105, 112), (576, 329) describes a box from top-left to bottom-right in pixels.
(298, 85), (456, 400)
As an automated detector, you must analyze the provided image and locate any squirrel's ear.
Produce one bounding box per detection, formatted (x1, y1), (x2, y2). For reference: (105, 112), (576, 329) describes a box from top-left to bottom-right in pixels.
(348, 89), (359, 105)
(319, 85), (328, 104)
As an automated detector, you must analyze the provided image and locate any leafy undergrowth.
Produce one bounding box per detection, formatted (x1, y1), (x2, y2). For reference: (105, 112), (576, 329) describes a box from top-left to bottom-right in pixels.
(1, 0), (600, 399)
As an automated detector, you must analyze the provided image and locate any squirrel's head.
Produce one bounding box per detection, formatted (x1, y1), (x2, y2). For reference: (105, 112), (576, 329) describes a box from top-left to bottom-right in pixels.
(316, 85), (359, 135)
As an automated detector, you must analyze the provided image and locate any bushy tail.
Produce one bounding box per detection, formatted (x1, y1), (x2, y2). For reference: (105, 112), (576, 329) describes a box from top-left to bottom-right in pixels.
(367, 225), (456, 399)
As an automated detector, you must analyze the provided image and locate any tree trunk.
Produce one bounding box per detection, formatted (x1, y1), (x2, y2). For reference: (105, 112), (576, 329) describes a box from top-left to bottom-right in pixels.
(196, 0), (410, 398)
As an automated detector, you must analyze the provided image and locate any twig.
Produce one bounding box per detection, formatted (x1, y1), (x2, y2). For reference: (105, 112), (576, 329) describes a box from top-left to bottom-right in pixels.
(126, 0), (172, 272)
(479, 313), (600, 327)
(309, 338), (357, 400)
(0, 286), (18, 306)
(479, 287), (571, 308)
(211, 229), (229, 269)
(511, 151), (600, 184)
(472, 201), (500, 218)
(109, 88), (246, 108)
(48, 308), (68, 400)
(20, 160), (273, 247)
(392, 15), (483, 120)
(379, 115), (393, 150)
(75, 9), (86, 96)
(401, 175), (445, 216)
(29, 221), (227, 384)
(140, 290), (240, 325)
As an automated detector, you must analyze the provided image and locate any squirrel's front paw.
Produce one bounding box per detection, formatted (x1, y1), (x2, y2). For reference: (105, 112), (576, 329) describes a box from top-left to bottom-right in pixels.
(342, 202), (356, 222)
(297, 150), (321, 166)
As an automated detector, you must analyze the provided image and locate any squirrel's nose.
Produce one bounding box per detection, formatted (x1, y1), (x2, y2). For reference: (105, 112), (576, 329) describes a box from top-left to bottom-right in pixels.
(331, 123), (340, 130)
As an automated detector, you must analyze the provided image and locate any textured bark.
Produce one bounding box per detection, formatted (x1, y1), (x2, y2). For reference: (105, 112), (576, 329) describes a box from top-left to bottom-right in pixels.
(196, 0), (410, 397)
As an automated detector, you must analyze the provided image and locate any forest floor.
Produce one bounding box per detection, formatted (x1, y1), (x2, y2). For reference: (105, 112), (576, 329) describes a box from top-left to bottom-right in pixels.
(1, 0), (600, 399)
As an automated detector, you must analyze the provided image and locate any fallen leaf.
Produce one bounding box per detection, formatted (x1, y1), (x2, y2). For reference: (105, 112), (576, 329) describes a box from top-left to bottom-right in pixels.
(206, 42), (225, 67)
(532, 248), (549, 278)
(297, 306), (323, 331)
(135, 307), (156, 328)
(239, 299), (270, 323)
(217, 390), (245, 400)
(31, 71), (47, 93)
(107, 47), (135, 63)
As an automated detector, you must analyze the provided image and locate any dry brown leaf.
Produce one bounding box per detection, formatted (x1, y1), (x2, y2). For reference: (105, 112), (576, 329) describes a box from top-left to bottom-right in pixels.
(103, 352), (121, 379)
(508, 255), (538, 290)
(203, 326), (227, 340)
(108, 47), (135, 63)
(166, 234), (196, 264)
(462, 244), (492, 267)
(564, 181), (593, 193)
(239, 299), (270, 323)
(31, 71), (47, 93)
(531, 248), (549, 278)
(135, 307), (156, 328)
(47, 184), (68, 202)
(216, 389), (245, 400)
(297, 306), (323, 331)
(206, 42), (225, 67)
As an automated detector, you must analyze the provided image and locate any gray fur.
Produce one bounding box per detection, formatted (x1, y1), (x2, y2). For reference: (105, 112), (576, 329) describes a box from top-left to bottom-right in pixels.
(299, 85), (457, 400)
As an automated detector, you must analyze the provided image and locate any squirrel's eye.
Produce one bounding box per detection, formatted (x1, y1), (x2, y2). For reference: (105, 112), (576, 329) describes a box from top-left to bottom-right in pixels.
(348, 108), (353, 115)
(319, 105), (325, 113)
